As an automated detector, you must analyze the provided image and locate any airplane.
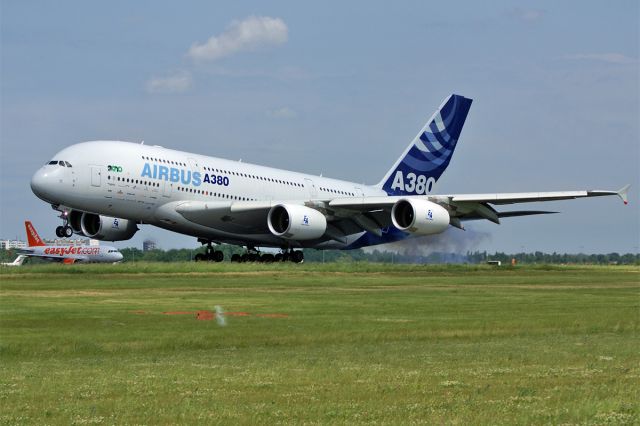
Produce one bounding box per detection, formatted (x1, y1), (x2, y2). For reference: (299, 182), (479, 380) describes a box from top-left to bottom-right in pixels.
(13, 221), (124, 264)
(1, 255), (27, 267)
(29, 94), (629, 263)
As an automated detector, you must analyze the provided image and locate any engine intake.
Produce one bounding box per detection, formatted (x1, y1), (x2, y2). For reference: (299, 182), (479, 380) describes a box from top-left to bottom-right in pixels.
(68, 210), (84, 234)
(267, 204), (327, 240)
(80, 213), (138, 241)
(391, 199), (450, 235)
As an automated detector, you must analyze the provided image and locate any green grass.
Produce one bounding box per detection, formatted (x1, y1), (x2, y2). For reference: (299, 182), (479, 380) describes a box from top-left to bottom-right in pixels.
(1, 264), (638, 424)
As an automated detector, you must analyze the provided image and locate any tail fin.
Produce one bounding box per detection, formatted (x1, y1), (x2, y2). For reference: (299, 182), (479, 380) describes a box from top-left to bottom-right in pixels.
(377, 94), (472, 195)
(25, 221), (46, 247)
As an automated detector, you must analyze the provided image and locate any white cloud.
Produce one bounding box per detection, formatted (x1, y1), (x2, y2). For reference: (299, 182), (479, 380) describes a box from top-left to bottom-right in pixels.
(187, 16), (288, 62)
(565, 53), (638, 65)
(146, 71), (192, 94)
(267, 106), (297, 119)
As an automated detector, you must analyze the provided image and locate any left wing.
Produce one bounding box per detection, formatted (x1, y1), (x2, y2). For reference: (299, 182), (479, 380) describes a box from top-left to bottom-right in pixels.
(17, 249), (83, 263)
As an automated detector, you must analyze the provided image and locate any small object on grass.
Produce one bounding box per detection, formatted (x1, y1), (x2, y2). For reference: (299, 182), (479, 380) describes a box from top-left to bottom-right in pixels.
(215, 305), (226, 326)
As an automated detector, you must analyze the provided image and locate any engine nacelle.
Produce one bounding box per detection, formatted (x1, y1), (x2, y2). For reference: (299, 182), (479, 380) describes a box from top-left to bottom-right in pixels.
(267, 204), (327, 240)
(68, 210), (84, 234)
(80, 213), (138, 241)
(391, 199), (450, 235)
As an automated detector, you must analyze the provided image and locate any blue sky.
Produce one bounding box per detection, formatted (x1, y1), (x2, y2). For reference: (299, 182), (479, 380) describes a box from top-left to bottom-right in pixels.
(1, 1), (638, 254)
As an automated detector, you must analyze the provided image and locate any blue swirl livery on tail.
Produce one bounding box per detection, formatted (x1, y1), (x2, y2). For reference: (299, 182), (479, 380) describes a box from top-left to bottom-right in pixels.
(378, 94), (472, 195)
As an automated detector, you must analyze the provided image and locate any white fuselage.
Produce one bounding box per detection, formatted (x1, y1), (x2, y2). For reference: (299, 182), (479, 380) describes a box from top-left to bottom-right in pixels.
(31, 141), (386, 248)
(21, 244), (123, 263)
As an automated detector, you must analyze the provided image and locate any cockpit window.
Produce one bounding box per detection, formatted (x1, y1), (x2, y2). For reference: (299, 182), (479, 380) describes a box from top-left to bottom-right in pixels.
(48, 160), (57, 165)
(64, 161), (72, 167)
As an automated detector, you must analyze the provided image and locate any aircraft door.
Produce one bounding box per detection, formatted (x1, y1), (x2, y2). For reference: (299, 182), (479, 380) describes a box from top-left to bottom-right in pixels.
(187, 157), (200, 172)
(304, 178), (318, 199)
(163, 181), (174, 198)
(91, 166), (102, 187)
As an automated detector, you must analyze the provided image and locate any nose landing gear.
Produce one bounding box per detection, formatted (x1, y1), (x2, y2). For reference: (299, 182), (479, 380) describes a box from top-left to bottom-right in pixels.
(55, 225), (73, 238)
(56, 211), (73, 238)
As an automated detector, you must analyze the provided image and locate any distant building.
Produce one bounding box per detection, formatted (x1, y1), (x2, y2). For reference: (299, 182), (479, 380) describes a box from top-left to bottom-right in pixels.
(143, 239), (157, 251)
(0, 240), (27, 250)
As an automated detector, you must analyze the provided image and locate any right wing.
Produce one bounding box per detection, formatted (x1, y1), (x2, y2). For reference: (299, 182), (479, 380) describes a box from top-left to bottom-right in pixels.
(170, 185), (630, 242)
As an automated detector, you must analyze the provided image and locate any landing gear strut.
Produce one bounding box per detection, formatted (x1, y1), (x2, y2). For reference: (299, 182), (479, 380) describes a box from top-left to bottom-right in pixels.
(194, 241), (224, 262)
(55, 211), (73, 238)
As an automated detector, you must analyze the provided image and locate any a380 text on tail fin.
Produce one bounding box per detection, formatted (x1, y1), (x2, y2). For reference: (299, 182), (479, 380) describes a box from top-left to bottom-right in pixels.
(379, 94), (472, 195)
(25, 221), (46, 247)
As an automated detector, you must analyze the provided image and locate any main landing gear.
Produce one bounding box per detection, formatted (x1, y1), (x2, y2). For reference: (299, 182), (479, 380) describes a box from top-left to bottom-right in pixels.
(230, 247), (304, 263)
(194, 241), (224, 262)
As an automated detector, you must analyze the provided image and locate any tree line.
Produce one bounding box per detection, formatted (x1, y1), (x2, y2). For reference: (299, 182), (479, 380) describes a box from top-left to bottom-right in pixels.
(1, 247), (637, 264)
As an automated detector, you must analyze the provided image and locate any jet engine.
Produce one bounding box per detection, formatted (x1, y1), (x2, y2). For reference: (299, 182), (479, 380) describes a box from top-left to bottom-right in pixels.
(80, 213), (138, 241)
(391, 199), (450, 235)
(267, 204), (327, 240)
(68, 210), (84, 234)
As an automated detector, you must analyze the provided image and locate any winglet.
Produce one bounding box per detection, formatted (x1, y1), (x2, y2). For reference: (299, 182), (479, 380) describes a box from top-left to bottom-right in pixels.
(617, 184), (630, 205)
(25, 221), (46, 247)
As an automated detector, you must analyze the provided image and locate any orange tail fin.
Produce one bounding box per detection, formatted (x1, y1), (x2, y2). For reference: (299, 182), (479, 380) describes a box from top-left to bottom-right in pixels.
(25, 221), (46, 247)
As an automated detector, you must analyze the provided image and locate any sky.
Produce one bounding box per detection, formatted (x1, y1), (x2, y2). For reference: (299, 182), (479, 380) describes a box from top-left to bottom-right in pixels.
(1, 1), (638, 254)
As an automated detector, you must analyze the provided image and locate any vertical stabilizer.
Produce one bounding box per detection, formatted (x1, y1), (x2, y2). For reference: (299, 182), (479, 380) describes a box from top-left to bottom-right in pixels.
(378, 94), (472, 195)
(25, 221), (46, 247)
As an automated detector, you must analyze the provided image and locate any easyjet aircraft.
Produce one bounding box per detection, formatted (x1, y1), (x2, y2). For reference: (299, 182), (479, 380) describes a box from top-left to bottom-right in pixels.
(16, 221), (123, 264)
(30, 94), (629, 263)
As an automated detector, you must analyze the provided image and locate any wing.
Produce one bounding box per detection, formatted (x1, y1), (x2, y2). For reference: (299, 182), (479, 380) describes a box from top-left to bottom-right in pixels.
(171, 185), (629, 242)
(16, 252), (65, 262)
(174, 200), (272, 234)
(327, 185), (630, 231)
(16, 249), (84, 263)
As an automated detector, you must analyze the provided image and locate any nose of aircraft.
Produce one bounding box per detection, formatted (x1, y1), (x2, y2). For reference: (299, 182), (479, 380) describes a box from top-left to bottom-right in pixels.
(115, 252), (124, 262)
(31, 168), (52, 201)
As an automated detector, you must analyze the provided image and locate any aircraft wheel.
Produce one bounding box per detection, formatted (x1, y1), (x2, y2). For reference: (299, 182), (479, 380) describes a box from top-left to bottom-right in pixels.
(274, 253), (283, 262)
(291, 251), (304, 263)
(240, 254), (249, 262)
(213, 250), (224, 262)
(55, 226), (65, 238)
(231, 254), (240, 262)
(194, 253), (205, 262)
(261, 254), (274, 263)
(64, 226), (73, 238)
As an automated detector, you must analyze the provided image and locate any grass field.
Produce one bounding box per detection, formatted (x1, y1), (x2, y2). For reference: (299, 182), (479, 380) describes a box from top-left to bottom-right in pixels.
(1, 263), (638, 424)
